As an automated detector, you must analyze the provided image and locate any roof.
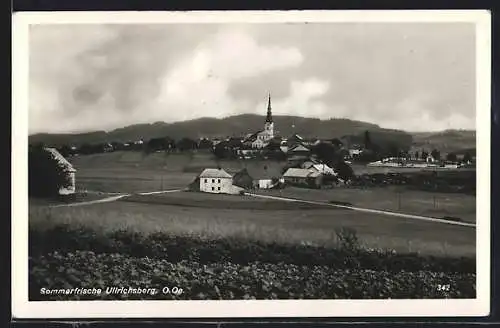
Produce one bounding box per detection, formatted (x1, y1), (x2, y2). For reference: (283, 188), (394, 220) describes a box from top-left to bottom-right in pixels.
(283, 168), (321, 178)
(199, 168), (232, 178)
(44, 148), (76, 172)
(288, 144), (310, 152)
(289, 134), (303, 140)
(235, 164), (282, 180)
(311, 164), (336, 175)
(243, 131), (263, 142)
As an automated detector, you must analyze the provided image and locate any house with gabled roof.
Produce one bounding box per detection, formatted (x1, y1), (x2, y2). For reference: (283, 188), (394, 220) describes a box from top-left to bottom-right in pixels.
(233, 164), (284, 190)
(44, 147), (77, 195)
(282, 167), (324, 188)
(198, 168), (235, 194)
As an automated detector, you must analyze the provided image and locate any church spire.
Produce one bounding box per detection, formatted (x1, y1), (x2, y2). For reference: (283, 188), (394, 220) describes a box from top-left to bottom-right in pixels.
(266, 93), (273, 123)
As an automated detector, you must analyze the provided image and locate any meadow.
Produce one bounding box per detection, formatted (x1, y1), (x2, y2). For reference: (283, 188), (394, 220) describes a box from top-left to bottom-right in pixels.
(30, 194), (475, 257)
(71, 150), (285, 193)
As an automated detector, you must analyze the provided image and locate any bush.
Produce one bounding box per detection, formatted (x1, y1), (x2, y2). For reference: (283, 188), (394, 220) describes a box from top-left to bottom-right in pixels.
(28, 225), (476, 300)
(29, 251), (476, 300)
(29, 145), (72, 198)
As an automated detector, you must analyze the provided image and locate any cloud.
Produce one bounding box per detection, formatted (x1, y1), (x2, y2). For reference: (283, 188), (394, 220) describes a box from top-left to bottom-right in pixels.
(138, 29), (304, 123)
(27, 23), (476, 134)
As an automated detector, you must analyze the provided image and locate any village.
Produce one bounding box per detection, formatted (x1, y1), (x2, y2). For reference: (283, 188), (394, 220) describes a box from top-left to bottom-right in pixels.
(33, 93), (476, 198)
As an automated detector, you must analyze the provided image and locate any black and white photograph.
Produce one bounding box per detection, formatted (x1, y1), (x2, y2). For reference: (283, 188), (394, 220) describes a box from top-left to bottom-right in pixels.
(12, 10), (491, 318)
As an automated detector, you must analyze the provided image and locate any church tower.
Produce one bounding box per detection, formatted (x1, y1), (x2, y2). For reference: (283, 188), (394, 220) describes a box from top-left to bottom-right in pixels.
(264, 93), (274, 140)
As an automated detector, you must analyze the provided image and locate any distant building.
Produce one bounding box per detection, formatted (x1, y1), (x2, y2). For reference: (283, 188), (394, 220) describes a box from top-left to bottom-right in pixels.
(44, 147), (77, 195)
(283, 167), (323, 188)
(244, 93), (275, 149)
(233, 165), (284, 190)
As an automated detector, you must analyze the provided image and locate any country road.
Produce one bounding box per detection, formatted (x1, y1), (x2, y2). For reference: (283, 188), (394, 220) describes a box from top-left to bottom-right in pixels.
(49, 189), (183, 208)
(245, 192), (476, 228)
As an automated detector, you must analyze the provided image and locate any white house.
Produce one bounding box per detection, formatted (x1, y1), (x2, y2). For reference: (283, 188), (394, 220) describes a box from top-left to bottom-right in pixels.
(283, 167), (323, 188)
(44, 147), (77, 195)
(199, 168), (234, 194)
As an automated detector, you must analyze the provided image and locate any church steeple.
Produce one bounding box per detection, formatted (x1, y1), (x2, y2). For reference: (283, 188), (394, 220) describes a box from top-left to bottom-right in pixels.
(266, 93), (273, 123)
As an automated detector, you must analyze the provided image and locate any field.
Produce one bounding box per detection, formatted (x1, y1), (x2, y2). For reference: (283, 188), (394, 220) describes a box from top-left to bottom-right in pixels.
(30, 190), (475, 257)
(71, 150), (286, 193)
(254, 187), (476, 224)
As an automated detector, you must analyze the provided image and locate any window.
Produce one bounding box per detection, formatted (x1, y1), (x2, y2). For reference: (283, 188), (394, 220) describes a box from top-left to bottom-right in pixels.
(212, 179), (215, 183)
(212, 187), (214, 191)
(218, 187), (221, 191)
(218, 179), (221, 183)
(204, 179), (207, 183)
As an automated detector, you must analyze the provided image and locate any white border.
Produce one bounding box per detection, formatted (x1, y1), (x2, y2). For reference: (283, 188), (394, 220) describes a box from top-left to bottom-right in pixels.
(12, 10), (491, 319)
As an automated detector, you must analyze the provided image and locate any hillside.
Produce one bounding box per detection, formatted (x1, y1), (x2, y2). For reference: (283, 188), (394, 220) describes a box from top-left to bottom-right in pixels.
(411, 130), (476, 154)
(29, 114), (408, 147)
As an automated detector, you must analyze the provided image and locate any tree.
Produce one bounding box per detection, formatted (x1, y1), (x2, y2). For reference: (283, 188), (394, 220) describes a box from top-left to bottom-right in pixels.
(213, 141), (228, 159)
(421, 151), (429, 160)
(463, 152), (472, 163)
(57, 145), (72, 157)
(176, 138), (197, 152)
(363, 130), (372, 150)
(334, 160), (355, 182)
(431, 149), (441, 161)
(29, 146), (72, 198)
(446, 152), (458, 162)
(312, 142), (338, 167)
(331, 138), (343, 149)
(198, 138), (213, 150)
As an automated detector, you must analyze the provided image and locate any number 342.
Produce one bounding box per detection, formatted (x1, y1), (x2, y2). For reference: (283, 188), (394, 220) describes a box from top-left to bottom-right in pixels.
(437, 284), (451, 291)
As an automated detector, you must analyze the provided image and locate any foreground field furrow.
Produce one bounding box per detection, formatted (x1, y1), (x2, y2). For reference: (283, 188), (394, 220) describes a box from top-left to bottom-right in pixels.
(29, 251), (476, 300)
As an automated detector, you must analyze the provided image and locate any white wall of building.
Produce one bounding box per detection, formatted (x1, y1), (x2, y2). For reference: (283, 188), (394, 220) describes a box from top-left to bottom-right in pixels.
(59, 172), (76, 195)
(200, 177), (233, 193)
(258, 179), (273, 189)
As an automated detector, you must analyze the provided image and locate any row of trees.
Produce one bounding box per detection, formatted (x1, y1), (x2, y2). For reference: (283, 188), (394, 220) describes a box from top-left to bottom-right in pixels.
(52, 136), (212, 158)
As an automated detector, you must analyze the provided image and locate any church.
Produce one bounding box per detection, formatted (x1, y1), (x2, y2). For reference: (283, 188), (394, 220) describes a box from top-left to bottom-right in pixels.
(244, 93), (275, 149)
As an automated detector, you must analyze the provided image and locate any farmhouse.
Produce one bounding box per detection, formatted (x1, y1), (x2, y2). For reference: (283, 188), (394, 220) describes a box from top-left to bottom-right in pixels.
(233, 165), (284, 190)
(287, 144), (311, 162)
(283, 167), (323, 188)
(44, 147), (77, 195)
(199, 168), (234, 193)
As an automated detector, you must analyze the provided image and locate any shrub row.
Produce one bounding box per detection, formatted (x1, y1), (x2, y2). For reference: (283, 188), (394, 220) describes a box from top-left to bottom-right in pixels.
(29, 224), (475, 274)
(29, 251), (475, 301)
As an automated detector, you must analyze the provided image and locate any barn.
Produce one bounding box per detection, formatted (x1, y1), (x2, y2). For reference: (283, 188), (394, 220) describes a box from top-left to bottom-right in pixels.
(44, 147), (77, 195)
(283, 167), (323, 188)
(233, 164), (284, 190)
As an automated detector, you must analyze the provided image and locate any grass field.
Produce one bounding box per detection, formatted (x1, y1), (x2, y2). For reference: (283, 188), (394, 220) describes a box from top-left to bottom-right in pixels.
(254, 186), (476, 223)
(30, 193), (476, 257)
(70, 151), (285, 193)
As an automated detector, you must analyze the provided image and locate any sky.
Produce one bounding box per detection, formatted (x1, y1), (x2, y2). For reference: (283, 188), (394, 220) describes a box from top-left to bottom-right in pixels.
(28, 22), (476, 134)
